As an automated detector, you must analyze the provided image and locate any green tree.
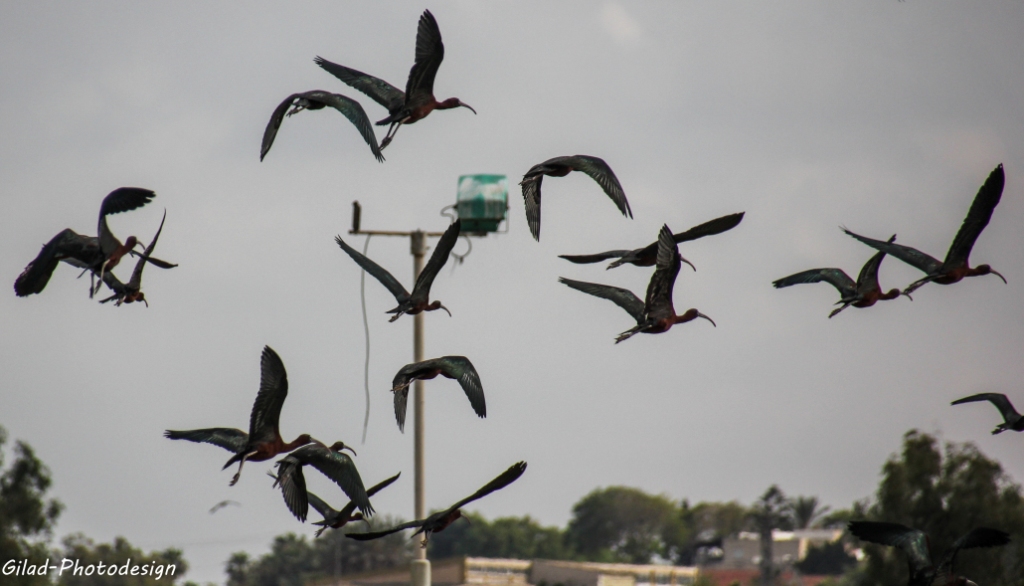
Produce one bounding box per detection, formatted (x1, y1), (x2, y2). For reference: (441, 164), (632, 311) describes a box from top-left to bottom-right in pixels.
(429, 512), (571, 560)
(749, 485), (792, 586)
(789, 496), (830, 530)
(566, 486), (680, 564)
(849, 430), (1024, 586)
(53, 533), (188, 586)
(0, 425), (64, 586)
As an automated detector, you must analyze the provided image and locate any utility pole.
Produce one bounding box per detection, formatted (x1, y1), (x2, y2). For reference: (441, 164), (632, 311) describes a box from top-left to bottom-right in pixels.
(349, 202), (447, 586)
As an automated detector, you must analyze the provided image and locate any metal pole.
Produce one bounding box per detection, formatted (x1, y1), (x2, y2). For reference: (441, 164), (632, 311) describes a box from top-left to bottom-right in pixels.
(409, 230), (431, 586)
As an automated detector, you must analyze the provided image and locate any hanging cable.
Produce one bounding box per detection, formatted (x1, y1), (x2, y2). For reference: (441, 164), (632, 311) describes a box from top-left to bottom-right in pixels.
(359, 234), (372, 444)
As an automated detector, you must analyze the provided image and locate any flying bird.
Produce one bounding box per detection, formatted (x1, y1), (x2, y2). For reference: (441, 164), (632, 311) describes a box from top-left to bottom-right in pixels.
(315, 9), (475, 150)
(346, 461), (526, 546)
(164, 346), (315, 486)
(99, 211), (171, 307)
(843, 164), (1007, 296)
(392, 356), (485, 432)
(335, 220), (461, 322)
(15, 188), (175, 297)
(848, 521), (1010, 586)
(560, 212), (744, 270)
(261, 91), (383, 162)
(951, 393), (1024, 434)
(520, 155), (632, 241)
(271, 441), (371, 523)
(560, 225), (715, 343)
(772, 234), (903, 318)
(209, 500), (240, 514)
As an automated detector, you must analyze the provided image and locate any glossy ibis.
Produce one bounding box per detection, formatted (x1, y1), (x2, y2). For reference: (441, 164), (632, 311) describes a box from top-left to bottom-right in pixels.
(560, 225), (714, 343)
(843, 164), (1006, 296)
(335, 220), (461, 322)
(848, 521), (1009, 586)
(951, 393), (1024, 434)
(208, 500), (240, 514)
(346, 461), (526, 546)
(261, 91), (383, 162)
(301, 472), (401, 537)
(520, 155), (632, 241)
(315, 10), (475, 150)
(772, 234), (903, 318)
(271, 441), (371, 522)
(99, 211), (172, 307)
(15, 188), (175, 297)
(560, 212), (744, 269)
(164, 346), (315, 486)
(392, 356), (485, 432)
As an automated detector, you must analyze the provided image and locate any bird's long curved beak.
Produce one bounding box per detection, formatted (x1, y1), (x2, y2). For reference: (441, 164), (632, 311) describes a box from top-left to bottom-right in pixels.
(439, 304), (452, 317)
(698, 312), (716, 327)
(991, 269), (1007, 284)
(680, 256), (696, 272)
(901, 291), (914, 301)
(342, 445), (357, 456)
(461, 102), (477, 115)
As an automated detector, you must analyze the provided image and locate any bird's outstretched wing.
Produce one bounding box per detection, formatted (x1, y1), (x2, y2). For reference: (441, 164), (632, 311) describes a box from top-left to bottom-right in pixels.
(260, 94), (300, 161)
(936, 527), (1011, 577)
(855, 235), (895, 294)
(291, 444), (372, 516)
(942, 164), (1004, 269)
(448, 461), (527, 511)
(164, 428), (248, 453)
(15, 229), (101, 296)
(248, 346), (289, 445)
(564, 155), (632, 220)
(521, 176), (544, 241)
(126, 211), (168, 291)
(392, 357), (485, 432)
(405, 9), (444, 104)
(772, 268), (857, 298)
(673, 212), (745, 243)
(98, 187), (156, 255)
(410, 220), (461, 303)
(345, 518), (424, 541)
(558, 250), (632, 265)
(314, 57), (406, 113)
(848, 521), (931, 576)
(842, 228), (942, 275)
(273, 456), (311, 522)
(559, 277), (645, 322)
(644, 225), (681, 321)
(336, 472), (402, 520)
(335, 235), (410, 302)
(951, 393), (1021, 423)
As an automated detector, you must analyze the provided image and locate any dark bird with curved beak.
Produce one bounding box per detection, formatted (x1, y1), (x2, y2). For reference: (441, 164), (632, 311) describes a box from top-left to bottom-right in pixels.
(848, 521), (1010, 586)
(315, 9), (475, 150)
(260, 90), (383, 162)
(346, 461), (526, 546)
(164, 346), (315, 486)
(560, 225), (715, 343)
(772, 234), (903, 318)
(271, 440), (372, 523)
(843, 164), (1007, 297)
(520, 155), (632, 241)
(100, 210), (173, 307)
(335, 220), (461, 322)
(391, 356), (485, 432)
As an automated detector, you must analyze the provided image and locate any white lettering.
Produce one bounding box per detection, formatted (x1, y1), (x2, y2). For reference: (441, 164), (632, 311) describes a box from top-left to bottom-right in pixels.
(3, 560), (15, 576)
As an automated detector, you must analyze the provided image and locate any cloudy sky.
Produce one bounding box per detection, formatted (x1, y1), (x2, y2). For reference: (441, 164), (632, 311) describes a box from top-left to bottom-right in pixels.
(2, 1), (1023, 583)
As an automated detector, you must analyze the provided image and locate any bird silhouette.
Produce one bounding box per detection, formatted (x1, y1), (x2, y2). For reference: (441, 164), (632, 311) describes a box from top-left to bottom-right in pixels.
(208, 500), (240, 514)
(560, 212), (744, 270)
(843, 164), (1006, 296)
(315, 10), (475, 150)
(848, 521), (1009, 586)
(286, 472), (402, 537)
(951, 393), (1024, 434)
(271, 441), (371, 523)
(99, 210), (171, 307)
(346, 462), (526, 546)
(335, 220), (461, 322)
(15, 188), (175, 297)
(392, 356), (485, 432)
(165, 346), (315, 486)
(773, 234), (903, 318)
(261, 90), (383, 162)
(560, 225), (714, 343)
(520, 155), (632, 241)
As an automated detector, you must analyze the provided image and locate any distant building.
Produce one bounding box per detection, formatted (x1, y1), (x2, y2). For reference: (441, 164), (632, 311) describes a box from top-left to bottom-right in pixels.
(719, 529), (843, 569)
(307, 557), (698, 586)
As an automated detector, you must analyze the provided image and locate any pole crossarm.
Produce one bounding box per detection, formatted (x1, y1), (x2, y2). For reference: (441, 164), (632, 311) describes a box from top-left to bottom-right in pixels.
(349, 229), (448, 237)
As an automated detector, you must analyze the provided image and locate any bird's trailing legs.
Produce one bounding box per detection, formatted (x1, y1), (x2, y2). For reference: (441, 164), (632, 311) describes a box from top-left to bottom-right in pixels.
(380, 121), (405, 151)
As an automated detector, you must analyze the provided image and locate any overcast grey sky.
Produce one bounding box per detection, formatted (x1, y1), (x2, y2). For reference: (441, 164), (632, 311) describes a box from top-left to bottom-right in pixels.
(2, 1), (1024, 583)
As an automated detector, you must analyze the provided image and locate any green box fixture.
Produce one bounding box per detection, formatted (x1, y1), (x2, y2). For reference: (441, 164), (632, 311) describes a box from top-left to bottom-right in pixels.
(457, 174), (508, 234)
